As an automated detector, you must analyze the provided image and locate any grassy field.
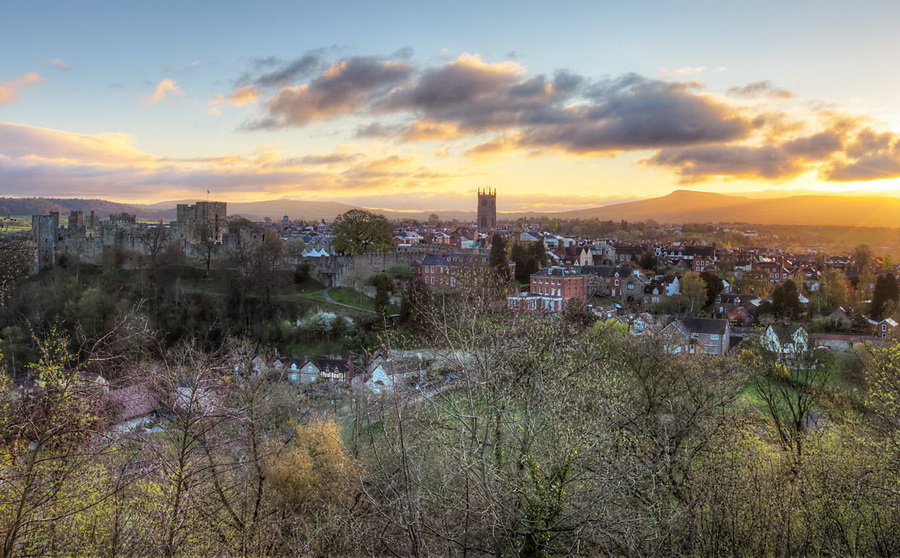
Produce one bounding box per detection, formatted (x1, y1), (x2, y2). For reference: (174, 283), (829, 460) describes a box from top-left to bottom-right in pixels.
(736, 351), (863, 419)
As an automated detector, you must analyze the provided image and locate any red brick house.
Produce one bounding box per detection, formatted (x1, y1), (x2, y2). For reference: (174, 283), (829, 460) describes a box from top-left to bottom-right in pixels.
(508, 266), (587, 313)
(420, 252), (515, 289)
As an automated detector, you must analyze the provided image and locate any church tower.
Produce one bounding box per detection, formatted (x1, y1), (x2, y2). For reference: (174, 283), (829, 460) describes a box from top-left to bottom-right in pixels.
(477, 188), (497, 231)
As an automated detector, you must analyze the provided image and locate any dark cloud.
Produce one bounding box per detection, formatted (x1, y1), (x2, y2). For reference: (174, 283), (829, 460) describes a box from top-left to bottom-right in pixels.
(236, 51), (325, 88)
(845, 128), (895, 158)
(250, 55), (750, 152)
(826, 153), (900, 181)
(646, 145), (802, 182)
(782, 131), (842, 158)
(824, 128), (900, 181)
(727, 80), (794, 99)
(235, 51), (900, 185)
(521, 76), (749, 152)
(552, 70), (584, 95)
(377, 56), (573, 133)
(248, 56), (414, 129)
(383, 65), (749, 151)
(645, 129), (882, 182)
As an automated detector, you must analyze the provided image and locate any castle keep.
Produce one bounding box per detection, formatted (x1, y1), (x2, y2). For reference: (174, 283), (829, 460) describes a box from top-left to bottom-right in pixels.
(30, 202), (228, 272)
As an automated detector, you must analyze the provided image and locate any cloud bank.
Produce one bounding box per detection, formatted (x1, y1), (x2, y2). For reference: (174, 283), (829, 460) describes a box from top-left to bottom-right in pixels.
(223, 51), (900, 183)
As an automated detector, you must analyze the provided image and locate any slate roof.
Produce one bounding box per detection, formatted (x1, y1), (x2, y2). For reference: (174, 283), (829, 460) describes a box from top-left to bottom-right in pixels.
(532, 266), (583, 278)
(769, 323), (805, 343)
(580, 265), (634, 278)
(421, 253), (489, 266)
(681, 317), (729, 336)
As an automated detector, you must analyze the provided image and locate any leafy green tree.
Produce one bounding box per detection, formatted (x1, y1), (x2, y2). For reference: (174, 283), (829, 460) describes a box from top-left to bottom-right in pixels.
(680, 271), (707, 313)
(813, 267), (848, 313)
(331, 210), (393, 255)
(871, 273), (899, 320)
(388, 265), (412, 279)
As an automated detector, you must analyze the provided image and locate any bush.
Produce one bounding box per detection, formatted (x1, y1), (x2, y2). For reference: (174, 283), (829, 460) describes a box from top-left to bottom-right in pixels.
(389, 265), (412, 279)
(295, 311), (354, 338)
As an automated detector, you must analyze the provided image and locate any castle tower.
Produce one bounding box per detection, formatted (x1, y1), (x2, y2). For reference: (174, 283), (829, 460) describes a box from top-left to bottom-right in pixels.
(477, 188), (497, 231)
(32, 212), (60, 271)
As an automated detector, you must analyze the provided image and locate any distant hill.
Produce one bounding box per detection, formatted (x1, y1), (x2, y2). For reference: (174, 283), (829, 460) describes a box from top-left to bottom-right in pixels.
(0, 198), (171, 220)
(560, 190), (900, 228)
(7, 191), (900, 228)
(143, 198), (481, 222)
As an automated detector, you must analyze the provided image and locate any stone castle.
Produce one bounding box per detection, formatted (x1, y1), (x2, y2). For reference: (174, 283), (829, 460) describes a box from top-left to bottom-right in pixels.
(31, 201), (228, 272)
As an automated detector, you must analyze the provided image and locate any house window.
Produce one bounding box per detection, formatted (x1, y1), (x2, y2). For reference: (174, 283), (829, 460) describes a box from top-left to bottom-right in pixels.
(883, 324), (888, 332)
(627, 283), (634, 290)
(710, 335), (720, 340)
(614, 280), (620, 286)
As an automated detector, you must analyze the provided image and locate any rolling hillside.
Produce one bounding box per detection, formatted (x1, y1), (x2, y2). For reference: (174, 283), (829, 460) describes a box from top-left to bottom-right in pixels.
(5, 190), (900, 228)
(560, 190), (900, 228)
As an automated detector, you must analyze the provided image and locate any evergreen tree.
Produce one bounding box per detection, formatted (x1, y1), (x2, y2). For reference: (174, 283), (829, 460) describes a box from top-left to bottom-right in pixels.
(871, 273), (899, 320)
(700, 271), (723, 307)
(489, 234), (509, 280)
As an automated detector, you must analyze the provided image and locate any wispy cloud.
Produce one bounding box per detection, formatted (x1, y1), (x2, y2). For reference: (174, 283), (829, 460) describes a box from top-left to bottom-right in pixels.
(726, 80), (793, 99)
(0, 72), (41, 105)
(208, 86), (260, 113)
(659, 66), (720, 78)
(141, 78), (183, 105)
(50, 59), (70, 71)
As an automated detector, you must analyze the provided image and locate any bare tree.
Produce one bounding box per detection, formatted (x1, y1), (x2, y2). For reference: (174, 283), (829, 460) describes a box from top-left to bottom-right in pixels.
(0, 327), (121, 557)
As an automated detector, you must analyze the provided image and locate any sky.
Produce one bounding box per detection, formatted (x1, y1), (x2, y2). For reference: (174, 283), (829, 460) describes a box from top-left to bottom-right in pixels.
(2, 0), (900, 212)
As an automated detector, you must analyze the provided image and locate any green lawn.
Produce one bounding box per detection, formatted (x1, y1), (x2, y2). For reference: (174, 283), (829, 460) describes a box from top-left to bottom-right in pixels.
(328, 287), (378, 310)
